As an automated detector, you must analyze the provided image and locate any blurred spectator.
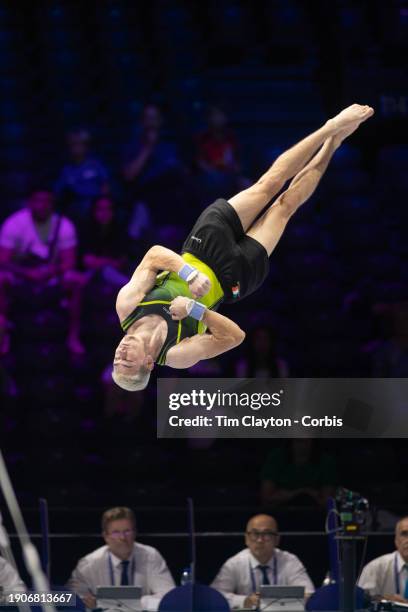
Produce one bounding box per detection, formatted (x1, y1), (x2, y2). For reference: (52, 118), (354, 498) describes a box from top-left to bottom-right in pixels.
(122, 103), (187, 228)
(371, 302), (408, 376)
(235, 325), (289, 377)
(55, 128), (110, 222)
(0, 556), (26, 592)
(81, 196), (129, 287)
(67, 506), (175, 611)
(260, 439), (337, 508)
(195, 105), (250, 204)
(0, 188), (85, 355)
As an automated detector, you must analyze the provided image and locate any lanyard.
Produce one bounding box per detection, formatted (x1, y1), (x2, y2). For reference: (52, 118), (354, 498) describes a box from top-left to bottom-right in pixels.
(108, 553), (135, 586)
(395, 553), (404, 595)
(249, 556), (278, 592)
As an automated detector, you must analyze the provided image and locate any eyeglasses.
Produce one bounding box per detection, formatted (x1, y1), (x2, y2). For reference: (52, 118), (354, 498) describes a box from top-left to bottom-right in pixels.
(107, 529), (135, 539)
(246, 530), (278, 541)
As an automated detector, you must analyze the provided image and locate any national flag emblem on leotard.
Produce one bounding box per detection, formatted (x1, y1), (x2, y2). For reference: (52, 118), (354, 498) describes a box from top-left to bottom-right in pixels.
(232, 282), (240, 299)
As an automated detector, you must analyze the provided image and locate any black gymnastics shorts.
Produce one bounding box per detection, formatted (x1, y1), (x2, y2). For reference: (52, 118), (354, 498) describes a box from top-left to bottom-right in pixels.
(182, 198), (269, 303)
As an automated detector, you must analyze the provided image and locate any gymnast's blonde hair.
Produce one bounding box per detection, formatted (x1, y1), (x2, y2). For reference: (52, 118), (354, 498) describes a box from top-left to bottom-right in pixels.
(111, 366), (150, 392)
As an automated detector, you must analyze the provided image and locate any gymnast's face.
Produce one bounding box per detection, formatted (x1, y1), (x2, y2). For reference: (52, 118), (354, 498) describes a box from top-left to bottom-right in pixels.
(114, 334), (153, 375)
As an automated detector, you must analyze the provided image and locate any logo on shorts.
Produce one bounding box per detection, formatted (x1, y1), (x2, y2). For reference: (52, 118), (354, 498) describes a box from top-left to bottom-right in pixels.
(231, 282), (240, 299)
(163, 307), (171, 315)
(191, 235), (202, 243)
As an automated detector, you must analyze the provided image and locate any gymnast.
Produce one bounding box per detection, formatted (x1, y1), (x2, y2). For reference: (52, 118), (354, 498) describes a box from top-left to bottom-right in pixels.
(113, 104), (374, 390)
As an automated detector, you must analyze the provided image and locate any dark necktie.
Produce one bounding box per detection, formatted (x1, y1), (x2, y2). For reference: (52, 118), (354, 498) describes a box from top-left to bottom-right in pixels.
(121, 560), (130, 585)
(259, 565), (270, 585)
(404, 564), (408, 599)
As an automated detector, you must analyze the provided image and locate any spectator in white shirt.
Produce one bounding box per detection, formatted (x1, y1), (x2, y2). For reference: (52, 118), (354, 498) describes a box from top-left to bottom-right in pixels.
(358, 515), (408, 604)
(67, 506), (175, 612)
(0, 556), (26, 592)
(0, 188), (85, 354)
(211, 514), (314, 609)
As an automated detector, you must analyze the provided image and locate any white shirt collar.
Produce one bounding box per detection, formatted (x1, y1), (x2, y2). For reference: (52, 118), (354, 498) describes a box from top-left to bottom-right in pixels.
(108, 548), (134, 568)
(396, 551), (408, 572)
(248, 549), (277, 569)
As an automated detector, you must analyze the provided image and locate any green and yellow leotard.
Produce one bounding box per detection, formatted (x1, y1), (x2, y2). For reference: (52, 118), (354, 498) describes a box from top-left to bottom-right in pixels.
(120, 253), (224, 366)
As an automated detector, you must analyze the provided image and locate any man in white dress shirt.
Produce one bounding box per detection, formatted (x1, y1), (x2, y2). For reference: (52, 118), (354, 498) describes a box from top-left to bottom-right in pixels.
(358, 515), (408, 604)
(67, 507), (175, 611)
(0, 556), (26, 593)
(211, 514), (314, 609)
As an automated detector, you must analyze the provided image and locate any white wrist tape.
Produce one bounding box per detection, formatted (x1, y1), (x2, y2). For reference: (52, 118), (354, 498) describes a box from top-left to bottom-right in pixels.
(186, 299), (206, 321)
(178, 263), (199, 283)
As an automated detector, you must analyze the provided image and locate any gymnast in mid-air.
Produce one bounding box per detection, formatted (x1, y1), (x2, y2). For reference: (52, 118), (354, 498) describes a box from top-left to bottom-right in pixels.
(113, 104), (374, 390)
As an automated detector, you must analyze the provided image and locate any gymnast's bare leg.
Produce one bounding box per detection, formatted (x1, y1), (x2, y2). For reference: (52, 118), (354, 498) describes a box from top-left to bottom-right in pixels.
(228, 104), (374, 233)
(246, 121), (364, 255)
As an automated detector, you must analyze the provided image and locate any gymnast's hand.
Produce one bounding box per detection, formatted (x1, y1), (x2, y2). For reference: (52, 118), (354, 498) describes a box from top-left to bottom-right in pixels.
(170, 296), (192, 320)
(188, 271), (211, 298)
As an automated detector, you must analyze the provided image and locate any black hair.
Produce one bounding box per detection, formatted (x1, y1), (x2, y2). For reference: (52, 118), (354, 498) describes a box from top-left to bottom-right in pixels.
(91, 194), (114, 212)
(27, 181), (53, 197)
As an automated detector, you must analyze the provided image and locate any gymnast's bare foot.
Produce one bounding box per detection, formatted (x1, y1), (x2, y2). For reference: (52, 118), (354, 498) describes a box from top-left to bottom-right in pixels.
(332, 121), (361, 148)
(328, 104), (374, 133)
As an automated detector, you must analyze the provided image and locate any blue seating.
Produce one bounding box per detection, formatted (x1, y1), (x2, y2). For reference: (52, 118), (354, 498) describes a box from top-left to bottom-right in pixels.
(334, 222), (389, 252)
(43, 2), (81, 26)
(284, 222), (325, 251)
(49, 48), (82, 69)
(302, 339), (362, 375)
(208, 1), (248, 44)
(0, 121), (26, 142)
(358, 253), (402, 280)
(297, 309), (349, 339)
(263, 0), (311, 43)
(391, 230), (408, 255)
(282, 252), (340, 280)
(377, 144), (408, 171)
(0, 6), (20, 26)
(0, 145), (32, 166)
(289, 280), (343, 309)
(331, 143), (362, 168)
(369, 280), (408, 302)
(326, 194), (377, 223)
(42, 26), (82, 48)
(328, 168), (370, 194)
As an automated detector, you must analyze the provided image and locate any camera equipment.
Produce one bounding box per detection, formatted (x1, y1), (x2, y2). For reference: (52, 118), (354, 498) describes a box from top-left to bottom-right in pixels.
(335, 488), (370, 612)
(336, 487), (369, 534)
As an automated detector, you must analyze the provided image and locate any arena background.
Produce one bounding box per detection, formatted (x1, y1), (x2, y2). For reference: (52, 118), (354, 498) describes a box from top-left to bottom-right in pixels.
(0, 0), (407, 591)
